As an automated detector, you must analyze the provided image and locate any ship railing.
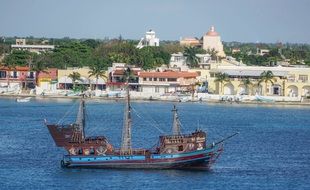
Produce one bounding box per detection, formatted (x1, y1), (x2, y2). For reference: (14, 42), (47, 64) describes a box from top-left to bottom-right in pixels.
(159, 131), (204, 140)
(113, 148), (148, 156)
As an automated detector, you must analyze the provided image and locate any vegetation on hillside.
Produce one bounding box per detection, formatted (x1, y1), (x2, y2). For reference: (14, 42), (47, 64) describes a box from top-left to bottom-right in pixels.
(1, 36), (310, 69)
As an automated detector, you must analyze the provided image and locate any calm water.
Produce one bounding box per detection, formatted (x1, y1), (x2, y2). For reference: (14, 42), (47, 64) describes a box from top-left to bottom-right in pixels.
(0, 97), (309, 190)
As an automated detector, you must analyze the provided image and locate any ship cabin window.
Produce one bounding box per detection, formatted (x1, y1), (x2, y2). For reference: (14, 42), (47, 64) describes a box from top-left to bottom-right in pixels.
(90, 148), (95, 155)
(78, 148), (83, 155)
(178, 145), (183, 151)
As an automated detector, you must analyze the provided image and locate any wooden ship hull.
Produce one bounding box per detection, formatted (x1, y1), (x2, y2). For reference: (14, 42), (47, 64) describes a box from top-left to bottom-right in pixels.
(61, 145), (223, 169)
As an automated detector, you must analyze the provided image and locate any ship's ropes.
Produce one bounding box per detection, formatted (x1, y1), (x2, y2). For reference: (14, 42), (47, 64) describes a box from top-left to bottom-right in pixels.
(131, 106), (165, 134)
(57, 100), (79, 125)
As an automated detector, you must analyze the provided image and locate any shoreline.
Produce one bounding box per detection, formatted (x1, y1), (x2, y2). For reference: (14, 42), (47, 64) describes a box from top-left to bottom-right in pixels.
(1, 93), (310, 106)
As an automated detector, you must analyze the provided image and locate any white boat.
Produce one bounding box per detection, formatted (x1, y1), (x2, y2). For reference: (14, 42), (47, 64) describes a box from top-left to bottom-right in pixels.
(16, 97), (32, 102)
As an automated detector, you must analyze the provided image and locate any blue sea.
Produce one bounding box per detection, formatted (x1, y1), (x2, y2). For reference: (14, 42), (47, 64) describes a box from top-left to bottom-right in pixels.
(0, 97), (309, 190)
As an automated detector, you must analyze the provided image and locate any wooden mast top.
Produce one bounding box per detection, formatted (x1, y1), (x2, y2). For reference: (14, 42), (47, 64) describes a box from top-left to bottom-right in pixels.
(75, 99), (85, 139)
(172, 105), (181, 135)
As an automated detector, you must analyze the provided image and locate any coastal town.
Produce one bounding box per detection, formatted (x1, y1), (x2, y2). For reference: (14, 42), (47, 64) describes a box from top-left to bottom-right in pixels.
(1, 27), (310, 103)
(1, 0), (310, 189)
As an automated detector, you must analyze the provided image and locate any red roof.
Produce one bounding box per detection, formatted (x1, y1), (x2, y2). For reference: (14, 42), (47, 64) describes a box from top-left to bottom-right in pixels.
(138, 71), (198, 78)
(37, 68), (58, 80)
(113, 69), (141, 75)
(0, 66), (30, 71)
(205, 26), (219, 37)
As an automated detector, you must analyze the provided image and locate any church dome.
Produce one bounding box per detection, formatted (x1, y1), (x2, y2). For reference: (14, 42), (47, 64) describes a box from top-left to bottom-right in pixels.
(206, 26), (219, 36)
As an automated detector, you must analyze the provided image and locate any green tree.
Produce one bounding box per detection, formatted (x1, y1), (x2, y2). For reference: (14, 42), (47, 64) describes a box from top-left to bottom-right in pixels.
(31, 54), (49, 87)
(3, 50), (33, 66)
(2, 55), (16, 88)
(121, 66), (136, 83)
(183, 47), (199, 68)
(214, 72), (230, 95)
(68, 72), (81, 90)
(258, 70), (275, 96)
(206, 48), (219, 61)
(88, 58), (108, 90)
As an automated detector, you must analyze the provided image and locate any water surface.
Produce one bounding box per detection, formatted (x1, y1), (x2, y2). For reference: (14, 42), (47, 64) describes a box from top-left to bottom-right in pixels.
(0, 97), (309, 189)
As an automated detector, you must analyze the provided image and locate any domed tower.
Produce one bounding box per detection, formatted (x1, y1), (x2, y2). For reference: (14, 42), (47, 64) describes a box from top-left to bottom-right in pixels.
(203, 26), (226, 57)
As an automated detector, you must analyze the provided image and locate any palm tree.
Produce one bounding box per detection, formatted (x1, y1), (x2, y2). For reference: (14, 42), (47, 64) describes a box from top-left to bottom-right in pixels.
(206, 48), (218, 61)
(2, 56), (16, 90)
(183, 47), (199, 68)
(88, 63), (107, 90)
(214, 72), (230, 95)
(122, 66), (135, 83)
(68, 72), (81, 90)
(241, 77), (252, 95)
(258, 70), (274, 96)
(31, 54), (48, 87)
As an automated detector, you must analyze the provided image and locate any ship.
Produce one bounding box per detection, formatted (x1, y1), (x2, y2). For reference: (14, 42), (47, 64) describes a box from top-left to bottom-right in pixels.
(46, 77), (238, 170)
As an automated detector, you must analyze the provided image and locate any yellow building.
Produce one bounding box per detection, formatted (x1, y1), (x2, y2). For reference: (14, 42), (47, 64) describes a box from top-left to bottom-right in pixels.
(190, 65), (310, 98)
(57, 67), (108, 90)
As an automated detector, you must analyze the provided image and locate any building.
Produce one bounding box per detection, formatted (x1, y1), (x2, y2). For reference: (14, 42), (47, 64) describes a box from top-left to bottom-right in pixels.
(0, 66), (36, 90)
(180, 37), (201, 47)
(202, 26), (226, 57)
(137, 71), (198, 94)
(136, 30), (160, 49)
(169, 53), (213, 70)
(202, 65), (310, 97)
(107, 63), (141, 91)
(36, 68), (58, 94)
(11, 39), (55, 54)
(170, 53), (188, 71)
(57, 67), (107, 91)
(257, 48), (270, 56)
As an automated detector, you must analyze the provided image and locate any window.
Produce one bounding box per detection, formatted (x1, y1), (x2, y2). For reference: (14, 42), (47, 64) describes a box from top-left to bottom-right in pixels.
(0, 71), (6, 78)
(167, 78), (177, 82)
(153, 78), (157, 81)
(159, 78), (165, 81)
(155, 86), (159, 93)
(149, 78), (152, 81)
(164, 87), (169, 93)
(13, 71), (18, 78)
(288, 74), (295, 82)
(299, 75), (308, 83)
(143, 78), (147, 81)
(178, 145), (183, 151)
(29, 72), (34, 79)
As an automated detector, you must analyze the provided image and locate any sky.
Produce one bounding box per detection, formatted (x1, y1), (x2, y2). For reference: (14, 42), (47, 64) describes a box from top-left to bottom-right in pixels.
(0, 0), (309, 43)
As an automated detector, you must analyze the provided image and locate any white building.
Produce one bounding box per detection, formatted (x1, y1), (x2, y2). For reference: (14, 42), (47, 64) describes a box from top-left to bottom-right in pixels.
(136, 30), (160, 49)
(169, 53), (213, 70)
(137, 71), (197, 94)
(203, 26), (225, 57)
(11, 39), (54, 54)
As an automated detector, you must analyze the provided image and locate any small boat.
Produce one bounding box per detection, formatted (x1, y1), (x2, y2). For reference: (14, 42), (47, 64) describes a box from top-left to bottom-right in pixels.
(45, 69), (238, 170)
(16, 97), (31, 102)
(255, 95), (275, 102)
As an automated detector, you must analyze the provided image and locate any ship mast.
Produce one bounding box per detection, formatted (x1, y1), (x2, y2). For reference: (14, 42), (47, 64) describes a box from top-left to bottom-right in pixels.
(121, 67), (132, 154)
(75, 99), (85, 139)
(172, 105), (181, 135)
